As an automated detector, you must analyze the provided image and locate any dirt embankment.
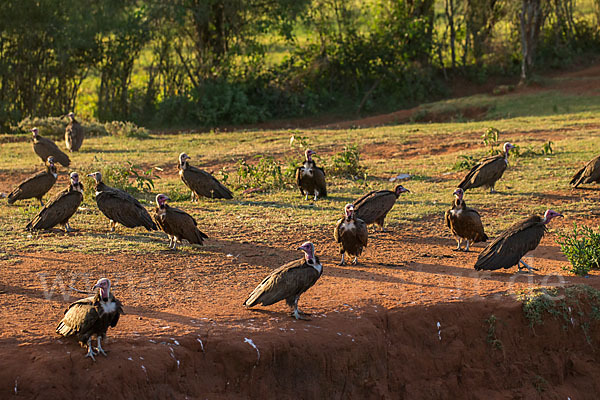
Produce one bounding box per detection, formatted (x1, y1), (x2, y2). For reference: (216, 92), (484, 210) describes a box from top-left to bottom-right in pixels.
(2, 293), (599, 399)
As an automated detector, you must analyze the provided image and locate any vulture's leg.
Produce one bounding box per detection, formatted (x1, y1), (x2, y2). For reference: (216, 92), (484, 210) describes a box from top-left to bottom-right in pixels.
(313, 190), (319, 201)
(518, 259), (539, 272)
(85, 338), (96, 361)
(464, 240), (470, 252)
(38, 198), (44, 207)
(454, 237), (462, 251)
(339, 253), (346, 266)
(352, 256), (358, 265)
(109, 220), (116, 232)
(172, 240), (178, 251)
(490, 186), (497, 194)
(290, 297), (311, 320)
(96, 337), (107, 357)
(64, 222), (73, 233)
(304, 193), (309, 201)
(167, 236), (173, 249)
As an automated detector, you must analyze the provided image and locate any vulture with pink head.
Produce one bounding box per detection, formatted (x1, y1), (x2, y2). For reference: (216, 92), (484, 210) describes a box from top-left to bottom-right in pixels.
(474, 209), (563, 272)
(8, 156), (57, 206)
(65, 112), (84, 152)
(154, 194), (208, 249)
(353, 185), (410, 231)
(26, 172), (83, 232)
(56, 278), (124, 361)
(178, 153), (233, 200)
(570, 154), (600, 188)
(334, 203), (368, 265)
(31, 127), (71, 167)
(444, 188), (488, 251)
(244, 242), (322, 320)
(458, 142), (515, 193)
(295, 149), (327, 201)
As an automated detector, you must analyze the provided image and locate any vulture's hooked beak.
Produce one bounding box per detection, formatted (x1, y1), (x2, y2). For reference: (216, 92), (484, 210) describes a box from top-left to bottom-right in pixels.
(93, 283), (109, 302)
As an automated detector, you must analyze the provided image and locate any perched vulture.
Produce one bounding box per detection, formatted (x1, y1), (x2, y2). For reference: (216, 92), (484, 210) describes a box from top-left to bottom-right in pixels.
(353, 184), (410, 231)
(570, 154), (600, 188)
(474, 209), (563, 272)
(458, 142), (515, 193)
(295, 149), (327, 201)
(178, 153), (233, 200)
(444, 188), (488, 251)
(154, 194), (208, 249)
(8, 156), (57, 206)
(56, 278), (124, 361)
(244, 242), (322, 320)
(26, 172), (83, 232)
(31, 127), (71, 167)
(334, 203), (368, 265)
(88, 171), (157, 232)
(65, 112), (84, 152)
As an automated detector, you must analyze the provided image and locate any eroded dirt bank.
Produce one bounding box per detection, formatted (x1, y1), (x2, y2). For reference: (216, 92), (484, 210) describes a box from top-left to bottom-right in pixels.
(2, 291), (599, 399)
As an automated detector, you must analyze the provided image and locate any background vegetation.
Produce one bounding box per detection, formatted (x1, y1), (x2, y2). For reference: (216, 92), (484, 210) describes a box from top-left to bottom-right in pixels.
(1, 0), (599, 130)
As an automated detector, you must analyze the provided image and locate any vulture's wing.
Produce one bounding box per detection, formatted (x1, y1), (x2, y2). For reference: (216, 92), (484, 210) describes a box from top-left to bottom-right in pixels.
(334, 218), (344, 243)
(570, 156), (600, 187)
(313, 167), (327, 197)
(110, 296), (125, 327)
(26, 190), (81, 230)
(475, 216), (545, 271)
(56, 297), (97, 337)
(354, 191), (395, 224)
(40, 137), (70, 167)
(458, 155), (505, 190)
(167, 206), (208, 243)
(355, 218), (368, 247)
(244, 259), (316, 307)
(8, 171), (50, 203)
(96, 189), (156, 230)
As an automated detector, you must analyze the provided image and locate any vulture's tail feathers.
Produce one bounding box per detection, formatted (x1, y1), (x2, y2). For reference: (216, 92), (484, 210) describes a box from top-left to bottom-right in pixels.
(570, 166), (585, 187)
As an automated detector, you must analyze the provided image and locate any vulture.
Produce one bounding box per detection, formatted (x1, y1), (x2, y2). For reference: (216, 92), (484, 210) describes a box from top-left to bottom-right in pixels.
(444, 188), (488, 251)
(334, 203), (368, 265)
(295, 149), (327, 201)
(65, 112), (84, 152)
(26, 172), (83, 232)
(353, 184), (410, 231)
(474, 209), (563, 272)
(31, 127), (71, 167)
(56, 278), (124, 361)
(154, 194), (208, 249)
(570, 154), (600, 188)
(244, 242), (322, 320)
(178, 153), (233, 200)
(458, 142), (515, 193)
(8, 156), (57, 206)
(88, 171), (157, 232)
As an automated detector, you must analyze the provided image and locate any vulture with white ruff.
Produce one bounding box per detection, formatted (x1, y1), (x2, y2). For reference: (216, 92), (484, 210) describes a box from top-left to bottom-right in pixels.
(353, 184), (410, 231)
(8, 156), (57, 206)
(154, 194), (208, 249)
(65, 112), (84, 152)
(178, 153), (233, 200)
(244, 241), (322, 320)
(458, 142), (515, 193)
(334, 203), (368, 265)
(31, 127), (71, 167)
(56, 278), (124, 361)
(570, 154), (600, 188)
(26, 172), (83, 232)
(295, 149), (327, 200)
(88, 171), (157, 232)
(444, 188), (488, 251)
(474, 209), (563, 272)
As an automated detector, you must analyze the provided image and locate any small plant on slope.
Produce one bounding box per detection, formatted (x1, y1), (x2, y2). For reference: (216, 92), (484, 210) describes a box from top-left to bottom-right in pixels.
(556, 223), (600, 276)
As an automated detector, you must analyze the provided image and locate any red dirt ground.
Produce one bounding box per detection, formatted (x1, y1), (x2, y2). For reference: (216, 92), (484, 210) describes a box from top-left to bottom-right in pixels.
(2, 64), (600, 398)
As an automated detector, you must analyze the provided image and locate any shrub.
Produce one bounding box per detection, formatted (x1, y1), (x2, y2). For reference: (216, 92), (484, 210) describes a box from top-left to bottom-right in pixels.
(327, 144), (367, 179)
(513, 141), (554, 158)
(104, 121), (149, 139)
(481, 127), (501, 156)
(85, 161), (159, 200)
(557, 223), (600, 276)
(453, 154), (478, 171)
(15, 115), (111, 138)
(235, 155), (287, 191)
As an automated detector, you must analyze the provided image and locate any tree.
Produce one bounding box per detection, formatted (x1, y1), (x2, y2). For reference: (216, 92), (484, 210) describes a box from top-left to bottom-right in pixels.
(520, 0), (545, 82)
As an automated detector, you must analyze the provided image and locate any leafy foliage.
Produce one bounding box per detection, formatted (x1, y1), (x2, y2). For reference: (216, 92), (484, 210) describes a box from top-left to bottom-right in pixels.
(104, 121), (150, 139)
(235, 156), (287, 191)
(513, 141), (554, 158)
(85, 161), (159, 199)
(481, 127), (501, 155)
(327, 145), (367, 179)
(557, 223), (600, 276)
(453, 154), (478, 171)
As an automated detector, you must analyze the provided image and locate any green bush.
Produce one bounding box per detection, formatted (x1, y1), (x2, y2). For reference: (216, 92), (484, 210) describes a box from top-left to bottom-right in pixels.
(235, 155), (287, 191)
(557, 224), (600, 276)
(513, 141), (554, 158)
(85, 161), (159, 200)
(15, 116), (110, 138)
(327, 144), (367, 179)
(453, 154), (478, 171)
(104, 121), (149, 139)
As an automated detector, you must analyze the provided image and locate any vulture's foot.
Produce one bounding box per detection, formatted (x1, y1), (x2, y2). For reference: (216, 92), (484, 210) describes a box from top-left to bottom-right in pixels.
(95, 337), (108, 357)
(338, 254), (346, 266)
(39, 199), (44, 207)
(351, 257), (359, 265)
(291, 309), (311, 321)
(85, 339), (97, 361)
(518, 259), (538, 273)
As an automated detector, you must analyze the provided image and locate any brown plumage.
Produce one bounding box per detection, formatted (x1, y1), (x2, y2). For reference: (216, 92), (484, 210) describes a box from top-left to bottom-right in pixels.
(295, 149), (327, 201)
(178, 153), (233, 200)
(474, 210), (563, 272)
(458, 142), (515, 193)
(88, 171), (157, 232)
(31, 127), (71, 167)
(444, 188), (488, 251)
(26, 172), (83, 232)
(65, 112), (84, 152)
(244, 242), (322, 320)
(154, 194), (208, 249)
(353, 185), (410, 231)
(8, 156), (57, 206)
(56, 278), (124, 361)
(570, 154), (600, 188)
(334, 204), (368, 265)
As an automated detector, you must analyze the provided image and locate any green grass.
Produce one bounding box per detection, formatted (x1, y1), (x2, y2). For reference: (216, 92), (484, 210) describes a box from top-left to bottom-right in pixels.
(2, 85), (600, 254)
